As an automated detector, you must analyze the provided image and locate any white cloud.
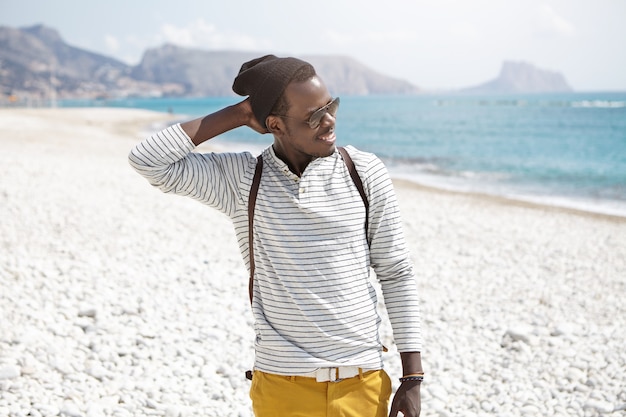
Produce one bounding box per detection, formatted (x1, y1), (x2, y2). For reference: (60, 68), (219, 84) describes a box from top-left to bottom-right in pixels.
(104, 34), (120, 53)
(322, 28), (416, 47)
(322, 29), (356, 47)
(157, 18), (272, 51)
(449, 22), (481, 41)
(365, 30), (417, 44)
(534, 4), (575, 38)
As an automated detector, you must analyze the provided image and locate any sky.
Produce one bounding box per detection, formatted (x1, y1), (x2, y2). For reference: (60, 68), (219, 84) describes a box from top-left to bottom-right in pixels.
(1, 0), (625, 91)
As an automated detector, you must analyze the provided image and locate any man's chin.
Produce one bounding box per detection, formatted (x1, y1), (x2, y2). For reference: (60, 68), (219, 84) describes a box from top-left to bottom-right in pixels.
(319, 144), (337, 158)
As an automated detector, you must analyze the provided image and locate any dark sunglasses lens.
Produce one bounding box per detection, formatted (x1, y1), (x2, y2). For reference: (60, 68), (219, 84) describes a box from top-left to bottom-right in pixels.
(309, 98), (340, 128)
(328, 98), (340, 116)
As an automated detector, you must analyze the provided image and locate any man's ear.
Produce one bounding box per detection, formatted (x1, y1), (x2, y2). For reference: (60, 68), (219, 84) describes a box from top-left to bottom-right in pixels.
(266, 115), (283, 135)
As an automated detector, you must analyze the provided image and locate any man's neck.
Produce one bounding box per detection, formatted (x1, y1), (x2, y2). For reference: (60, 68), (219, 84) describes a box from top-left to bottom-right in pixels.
(272, 144), (316, 177)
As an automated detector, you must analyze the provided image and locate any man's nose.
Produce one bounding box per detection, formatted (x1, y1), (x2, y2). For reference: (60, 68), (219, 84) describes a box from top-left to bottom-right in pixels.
(319, 110), (335, 126)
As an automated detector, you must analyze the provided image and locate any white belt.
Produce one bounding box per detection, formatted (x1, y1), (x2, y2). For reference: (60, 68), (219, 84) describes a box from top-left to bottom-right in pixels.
(300, 366), (371, 382)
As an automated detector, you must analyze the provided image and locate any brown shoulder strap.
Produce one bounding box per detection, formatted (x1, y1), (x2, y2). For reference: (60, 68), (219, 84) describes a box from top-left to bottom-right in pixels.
(338, 146), (369, 233)
(248, 156), (263, 304)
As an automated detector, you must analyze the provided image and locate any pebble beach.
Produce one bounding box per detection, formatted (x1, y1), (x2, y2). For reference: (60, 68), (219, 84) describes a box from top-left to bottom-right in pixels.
(1, 107), (625, 417)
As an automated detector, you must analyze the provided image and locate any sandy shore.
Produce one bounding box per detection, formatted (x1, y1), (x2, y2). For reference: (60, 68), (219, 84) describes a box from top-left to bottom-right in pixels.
(1, 108), (624, 417)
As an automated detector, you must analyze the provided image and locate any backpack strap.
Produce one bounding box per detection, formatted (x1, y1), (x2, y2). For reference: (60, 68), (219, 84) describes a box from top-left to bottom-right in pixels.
(246, 147), (369, 305)
(248, 156), (263, 304)
(337, 146), (369, 233)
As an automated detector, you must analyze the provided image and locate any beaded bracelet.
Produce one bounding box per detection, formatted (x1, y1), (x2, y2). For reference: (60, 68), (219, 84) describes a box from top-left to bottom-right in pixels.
(399, 373), (424, 383)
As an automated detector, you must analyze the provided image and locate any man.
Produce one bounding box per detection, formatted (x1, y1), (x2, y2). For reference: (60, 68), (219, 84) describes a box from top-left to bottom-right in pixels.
(129, 55), (423, 417)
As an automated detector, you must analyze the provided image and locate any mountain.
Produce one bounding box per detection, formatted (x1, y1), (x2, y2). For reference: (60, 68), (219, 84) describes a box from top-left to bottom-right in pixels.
(301, 55), (419, 95)
(0, 24), (135, 98)
(0, 25), (420, 100)
(131, 45), (258, 96)
(131, 45), (420, 96)
(462, 61), (573, 93)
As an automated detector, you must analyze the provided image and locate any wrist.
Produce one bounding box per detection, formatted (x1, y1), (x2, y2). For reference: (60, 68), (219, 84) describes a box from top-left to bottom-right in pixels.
(230, 101), (250, 128)
(399, 372), (424, 384)
(400, 351), (423, 375)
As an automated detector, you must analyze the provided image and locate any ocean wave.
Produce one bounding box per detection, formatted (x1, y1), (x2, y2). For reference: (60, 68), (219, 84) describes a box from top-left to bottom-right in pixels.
(390, 168), (626, 218)
(434, 99), (532, 107)
(432, 98), (626, 109)
(571, 100), (626, 108)
(382, 155), (517, 182)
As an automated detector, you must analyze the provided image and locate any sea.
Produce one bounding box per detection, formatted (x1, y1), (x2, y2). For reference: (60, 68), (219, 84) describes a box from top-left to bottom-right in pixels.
(60, 92), (626, 218)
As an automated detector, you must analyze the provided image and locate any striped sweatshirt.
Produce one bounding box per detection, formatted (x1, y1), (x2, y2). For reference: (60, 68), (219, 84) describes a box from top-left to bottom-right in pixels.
(128, 123), (422, 375)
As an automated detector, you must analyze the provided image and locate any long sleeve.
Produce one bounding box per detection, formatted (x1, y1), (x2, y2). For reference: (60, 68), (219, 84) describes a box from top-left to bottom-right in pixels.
(128, 123), (256, 217)
(352, 148), (423, 352)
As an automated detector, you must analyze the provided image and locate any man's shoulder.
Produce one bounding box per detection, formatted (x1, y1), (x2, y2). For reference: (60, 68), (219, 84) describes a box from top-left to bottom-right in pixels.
(340, 145), (384, 171)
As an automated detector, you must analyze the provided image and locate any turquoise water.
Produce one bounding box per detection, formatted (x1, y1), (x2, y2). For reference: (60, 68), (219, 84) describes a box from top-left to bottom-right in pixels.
(61, 93), (626, 216)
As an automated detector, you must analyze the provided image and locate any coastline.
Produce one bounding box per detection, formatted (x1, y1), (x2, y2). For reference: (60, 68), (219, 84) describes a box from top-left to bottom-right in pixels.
(1, 107), (625, 416)
(392, 178), (626, 224)
(15, 104), (625, 221)
(3, 106), (622, 223)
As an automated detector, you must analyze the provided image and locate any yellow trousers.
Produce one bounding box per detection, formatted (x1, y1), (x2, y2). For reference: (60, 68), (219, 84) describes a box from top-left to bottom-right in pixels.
(249, 369), (392, 417)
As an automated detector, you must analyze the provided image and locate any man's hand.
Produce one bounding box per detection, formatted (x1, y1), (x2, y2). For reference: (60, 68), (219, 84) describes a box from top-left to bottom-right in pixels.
(389, 380), (421, 417)
(236, 98), (269, 135)
(391, 351), (423, 417)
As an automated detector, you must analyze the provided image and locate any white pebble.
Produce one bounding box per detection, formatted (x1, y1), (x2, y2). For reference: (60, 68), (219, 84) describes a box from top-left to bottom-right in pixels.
(164, 406), (181, 417)
(78, 308), (97, 318)
(0, 365), (20, 380)
(60, 403), (82, 417)
(584, 399), (614, 413)
(427, 385), (448, 401)
(505, 326), (533, 344)
(566, 368), (587, 383)
(551, 322), (579, 337)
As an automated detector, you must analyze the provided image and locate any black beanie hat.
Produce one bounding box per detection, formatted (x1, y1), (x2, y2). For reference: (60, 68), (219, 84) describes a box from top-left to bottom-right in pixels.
(232, 55), (313, 128)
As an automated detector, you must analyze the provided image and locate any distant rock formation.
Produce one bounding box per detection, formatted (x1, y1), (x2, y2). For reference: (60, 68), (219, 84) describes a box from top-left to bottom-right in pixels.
(130, 45), (260, 97)
(131, 45), (420, 96)
(462, 61), (573, 93)
(0, 24), (420, 100)
(302, 55), (420, 95)
(0, 24), (133, 99)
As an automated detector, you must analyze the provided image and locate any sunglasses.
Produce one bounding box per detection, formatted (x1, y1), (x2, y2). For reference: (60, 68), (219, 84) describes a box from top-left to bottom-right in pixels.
(276, 97), (340, 129)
